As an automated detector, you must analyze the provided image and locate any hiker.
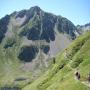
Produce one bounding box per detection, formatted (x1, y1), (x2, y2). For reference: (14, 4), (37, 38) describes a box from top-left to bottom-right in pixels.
(75, 71), (80, 80)
(87, 74), (90, 82)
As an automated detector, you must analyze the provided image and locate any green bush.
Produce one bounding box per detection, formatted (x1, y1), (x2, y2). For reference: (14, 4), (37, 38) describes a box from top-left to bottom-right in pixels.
(4, 37), (16, 48)
(71, 57), (83, 68)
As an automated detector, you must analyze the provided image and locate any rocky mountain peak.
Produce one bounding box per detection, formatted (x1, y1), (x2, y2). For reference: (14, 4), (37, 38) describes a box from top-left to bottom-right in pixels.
(29, 6), (41, 12)
(0, 6), (78, 71)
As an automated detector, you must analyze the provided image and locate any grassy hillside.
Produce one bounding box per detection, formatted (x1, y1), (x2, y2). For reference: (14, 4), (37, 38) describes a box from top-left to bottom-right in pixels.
(0, 36), (32, 88)
(22, 31), (90, 90)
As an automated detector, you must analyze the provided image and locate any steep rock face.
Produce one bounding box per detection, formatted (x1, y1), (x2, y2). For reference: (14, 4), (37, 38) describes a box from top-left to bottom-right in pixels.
(57, 16), (76, 39)
(0, 15), (10, 42)
(18, 46), (39, 62)
(0, 6), (77, 71)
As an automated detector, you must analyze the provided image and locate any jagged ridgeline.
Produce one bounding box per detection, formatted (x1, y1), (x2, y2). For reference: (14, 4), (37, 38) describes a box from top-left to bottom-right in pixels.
(0, 6), (78, 88)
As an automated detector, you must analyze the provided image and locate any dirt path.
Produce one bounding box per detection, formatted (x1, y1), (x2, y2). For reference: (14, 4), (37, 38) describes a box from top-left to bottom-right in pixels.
(81, 81), (90, 87)
(67, 63), (90, 88)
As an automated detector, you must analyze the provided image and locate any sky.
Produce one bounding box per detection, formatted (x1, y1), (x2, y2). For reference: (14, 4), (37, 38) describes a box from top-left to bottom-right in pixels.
(0, 0), (90, 25)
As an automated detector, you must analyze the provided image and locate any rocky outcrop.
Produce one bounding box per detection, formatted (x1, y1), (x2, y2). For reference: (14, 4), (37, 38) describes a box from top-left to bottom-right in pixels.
(0, 15), (10, 42)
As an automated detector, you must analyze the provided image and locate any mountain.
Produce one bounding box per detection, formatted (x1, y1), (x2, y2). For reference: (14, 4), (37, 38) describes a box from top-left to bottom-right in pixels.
(22, 31), (90, 90)
(77, 23), (90, 34)
(0, 6), (78, 87)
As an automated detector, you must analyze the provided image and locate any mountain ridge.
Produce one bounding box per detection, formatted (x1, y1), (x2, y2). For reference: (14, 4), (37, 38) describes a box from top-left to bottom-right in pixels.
(0, 6), (85, 88)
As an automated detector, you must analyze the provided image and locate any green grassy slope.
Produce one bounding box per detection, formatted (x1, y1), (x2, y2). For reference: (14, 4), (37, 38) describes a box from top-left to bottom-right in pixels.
(22, 31), (90, 90)
(0, 36), (32, 88)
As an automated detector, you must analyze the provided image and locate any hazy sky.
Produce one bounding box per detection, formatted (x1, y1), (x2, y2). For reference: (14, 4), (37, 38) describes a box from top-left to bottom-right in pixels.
(0, 0), (90, 25)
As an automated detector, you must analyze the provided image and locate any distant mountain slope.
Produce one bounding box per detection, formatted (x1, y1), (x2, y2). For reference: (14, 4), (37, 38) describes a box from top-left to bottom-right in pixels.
(0, 6), (78, 87)
(22, 31), (90, 90)
(77, 23), (90, 34)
